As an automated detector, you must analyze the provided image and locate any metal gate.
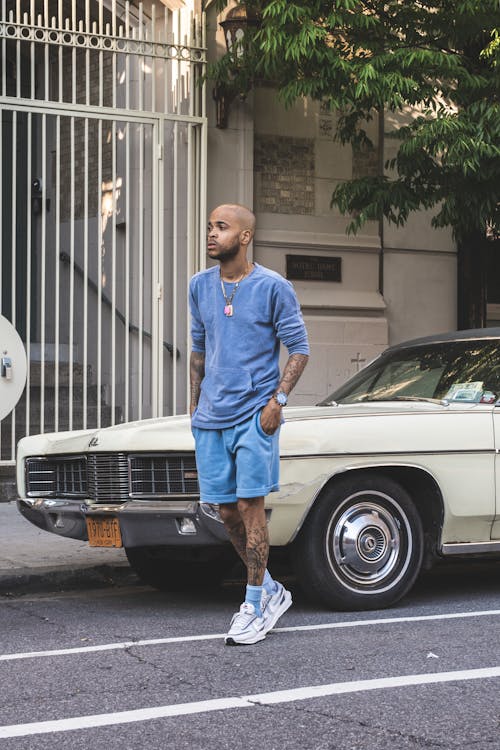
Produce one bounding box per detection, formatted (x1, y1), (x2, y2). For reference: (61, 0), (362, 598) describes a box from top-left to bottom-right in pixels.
(0, 1), (207, 464)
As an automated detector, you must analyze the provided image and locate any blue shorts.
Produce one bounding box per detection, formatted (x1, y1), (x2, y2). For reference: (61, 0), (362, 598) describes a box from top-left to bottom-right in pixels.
(192, 409), (280, 504)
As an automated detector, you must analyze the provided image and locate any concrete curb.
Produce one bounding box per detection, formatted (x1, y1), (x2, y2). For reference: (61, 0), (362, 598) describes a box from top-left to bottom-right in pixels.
(0, 465), (18, 503)
(0, 562), (137, 596)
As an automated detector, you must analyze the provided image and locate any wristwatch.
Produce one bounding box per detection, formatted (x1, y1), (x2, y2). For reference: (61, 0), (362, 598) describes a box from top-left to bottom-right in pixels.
(274, 391), (288, 407)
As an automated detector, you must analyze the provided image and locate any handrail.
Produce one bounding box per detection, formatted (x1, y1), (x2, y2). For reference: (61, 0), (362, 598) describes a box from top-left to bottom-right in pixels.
(60, 252), (179, 358)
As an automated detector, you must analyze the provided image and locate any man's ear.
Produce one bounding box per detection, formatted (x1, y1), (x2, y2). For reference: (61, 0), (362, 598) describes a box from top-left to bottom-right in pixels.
(240, 229), (253, 246)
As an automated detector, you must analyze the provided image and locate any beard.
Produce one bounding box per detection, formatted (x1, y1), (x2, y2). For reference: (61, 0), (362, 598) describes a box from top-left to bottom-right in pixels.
(208, 240), (240, 261)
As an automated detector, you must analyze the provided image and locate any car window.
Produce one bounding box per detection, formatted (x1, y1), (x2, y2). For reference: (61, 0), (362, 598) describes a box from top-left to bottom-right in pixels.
(320, 341), (500, 405)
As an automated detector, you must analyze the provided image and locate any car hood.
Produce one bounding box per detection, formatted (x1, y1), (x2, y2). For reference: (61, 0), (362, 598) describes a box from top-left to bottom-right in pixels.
(17, 400), (489, 459)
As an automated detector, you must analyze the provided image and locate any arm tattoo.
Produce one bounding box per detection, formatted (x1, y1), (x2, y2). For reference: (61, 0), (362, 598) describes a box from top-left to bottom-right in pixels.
(277, 353), (309, 396)
(189, 351), (205, 409)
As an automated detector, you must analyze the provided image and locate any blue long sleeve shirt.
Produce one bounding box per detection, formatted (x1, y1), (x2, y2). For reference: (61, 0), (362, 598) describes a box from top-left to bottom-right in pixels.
(189, 263), (309, 429)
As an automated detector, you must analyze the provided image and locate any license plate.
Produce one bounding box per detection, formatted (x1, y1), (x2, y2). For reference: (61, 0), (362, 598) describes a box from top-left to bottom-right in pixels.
(86, 516), (122, 548)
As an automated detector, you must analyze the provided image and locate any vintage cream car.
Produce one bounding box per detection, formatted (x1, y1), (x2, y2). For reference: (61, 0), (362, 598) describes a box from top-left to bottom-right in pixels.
(16, 328), (500, 611)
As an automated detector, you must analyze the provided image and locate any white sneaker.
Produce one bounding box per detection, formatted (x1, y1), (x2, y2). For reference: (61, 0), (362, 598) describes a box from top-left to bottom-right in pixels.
(225, 602), (267, 646)
(261, 582), (292, 632)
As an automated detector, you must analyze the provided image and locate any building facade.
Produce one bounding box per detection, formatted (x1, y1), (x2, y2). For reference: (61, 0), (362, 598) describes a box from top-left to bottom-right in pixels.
(205, 2), (457, 406)
(0, 0), (464, 473)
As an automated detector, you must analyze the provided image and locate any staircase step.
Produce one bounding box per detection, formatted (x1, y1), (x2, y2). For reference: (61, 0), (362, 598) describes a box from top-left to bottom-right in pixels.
(14, 385), (107, 409)
(27, 362), (93, 387)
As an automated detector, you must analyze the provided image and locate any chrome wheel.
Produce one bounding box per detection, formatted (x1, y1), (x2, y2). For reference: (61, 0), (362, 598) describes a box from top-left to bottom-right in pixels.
(327, 493), (411, 593)
(293, 474), (424, 610)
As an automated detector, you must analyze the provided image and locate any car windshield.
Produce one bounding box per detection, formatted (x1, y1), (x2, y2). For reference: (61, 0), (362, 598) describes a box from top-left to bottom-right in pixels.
(319, 340), (500, 405)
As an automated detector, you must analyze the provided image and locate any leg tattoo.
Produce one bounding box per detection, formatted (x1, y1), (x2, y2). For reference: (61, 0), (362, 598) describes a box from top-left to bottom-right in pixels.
(246, 523), (269, 586)
(224, 517), (248, 564)
(219, 498), (269, 587)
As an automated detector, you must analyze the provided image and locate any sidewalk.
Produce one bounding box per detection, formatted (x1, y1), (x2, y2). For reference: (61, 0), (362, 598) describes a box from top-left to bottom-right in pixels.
(0, 501), (134, 594)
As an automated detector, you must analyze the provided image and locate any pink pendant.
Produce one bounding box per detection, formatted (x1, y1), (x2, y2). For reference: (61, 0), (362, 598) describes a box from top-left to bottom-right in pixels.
(224, 304), (233, 317)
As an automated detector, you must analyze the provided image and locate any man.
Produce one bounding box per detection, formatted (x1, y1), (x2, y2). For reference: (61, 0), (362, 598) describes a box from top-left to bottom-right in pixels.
(189, 204), (309, 645)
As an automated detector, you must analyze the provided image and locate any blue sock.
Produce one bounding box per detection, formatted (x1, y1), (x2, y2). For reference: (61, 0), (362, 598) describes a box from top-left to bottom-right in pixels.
(263, 569), (278, 595)
(245, 584), (264, 617)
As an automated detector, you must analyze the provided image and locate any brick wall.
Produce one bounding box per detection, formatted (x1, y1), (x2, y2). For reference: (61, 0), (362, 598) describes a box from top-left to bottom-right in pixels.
(254, 135), (315, 215)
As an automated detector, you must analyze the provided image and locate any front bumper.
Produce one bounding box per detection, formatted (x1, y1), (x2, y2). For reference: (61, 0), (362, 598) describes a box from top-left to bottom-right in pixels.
(17, 497), (230, 547)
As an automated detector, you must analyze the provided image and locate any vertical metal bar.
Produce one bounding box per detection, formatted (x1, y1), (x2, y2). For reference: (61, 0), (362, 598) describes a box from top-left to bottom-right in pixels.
(98, 1), (103, 107)
(71, 2), (76, 105)
(10, 99), (17, 457)
(187, 8), (195, 121)
(124, 1), (130, 422)
(186, 120), (193, 410)
(199, 122), (208, 273)
(30, 0), (35, 99)
(69, 113), (75, 431)
(44, 0), (49, 101)
(152, 119), (163, 418)
(97, 119), (103, 429)
(56, 2), (62, 102)
(83, 117), (88, 430)
(124, 119), (130, 422)
(163, 0), (168, 114)
(111, 119), (117, 424)
(176, 9), (181, 115)
(40, 113), (47, 433)
(25, 111), (32, 436)
(138, 121), (144, 420)
(112, 0), (117, 110)
(15, 0), (20, 100)
(97, 2), (104, 428)
(138, 3), (144, 419)
(201, 11), (207, 121)
(139, 3), (144, 112)
(54, 114), (60, 432)
(172, 121), (178, 414)
(151, 3), (156, 114)
(85, 0), (90, 106)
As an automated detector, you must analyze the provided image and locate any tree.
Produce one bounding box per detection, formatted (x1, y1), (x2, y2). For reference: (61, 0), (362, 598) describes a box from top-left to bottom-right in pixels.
(210, 1), (500, 328)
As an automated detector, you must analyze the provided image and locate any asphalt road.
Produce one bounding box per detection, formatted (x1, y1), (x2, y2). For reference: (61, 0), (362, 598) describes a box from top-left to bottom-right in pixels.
(1, 561), (500, 750)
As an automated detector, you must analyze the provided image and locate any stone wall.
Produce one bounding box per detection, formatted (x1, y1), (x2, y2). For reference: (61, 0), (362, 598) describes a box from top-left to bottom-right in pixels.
(254, 134), (315, 215)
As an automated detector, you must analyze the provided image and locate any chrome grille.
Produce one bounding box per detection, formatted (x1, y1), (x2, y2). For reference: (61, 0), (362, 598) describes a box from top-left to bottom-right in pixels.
(129, 454), (199, 497)
(86, 453), (130, 502)
(25, 456), (87, 497)
(25, 452), (199, 501)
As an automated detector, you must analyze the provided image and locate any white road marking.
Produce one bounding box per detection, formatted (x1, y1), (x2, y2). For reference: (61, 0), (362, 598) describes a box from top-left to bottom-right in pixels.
(2, 608), (500, 662)
(1, 665), (499, 738)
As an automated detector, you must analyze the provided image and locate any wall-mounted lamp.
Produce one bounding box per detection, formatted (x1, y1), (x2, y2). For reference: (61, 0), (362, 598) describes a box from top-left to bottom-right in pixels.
(214, 3), (260, 128)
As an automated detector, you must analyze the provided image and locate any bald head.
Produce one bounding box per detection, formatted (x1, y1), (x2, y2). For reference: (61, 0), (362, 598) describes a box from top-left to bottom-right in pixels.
(207, 204), (256, 265)
(212, 204), (256, 235)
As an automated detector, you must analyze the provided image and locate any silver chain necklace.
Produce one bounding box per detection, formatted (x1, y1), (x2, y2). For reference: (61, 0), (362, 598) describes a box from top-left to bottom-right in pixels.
(220, 266), (249, 317)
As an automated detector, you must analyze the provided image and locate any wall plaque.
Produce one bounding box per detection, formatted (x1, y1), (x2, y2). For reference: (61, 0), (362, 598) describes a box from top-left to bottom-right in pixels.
(286, 254), (341, 282)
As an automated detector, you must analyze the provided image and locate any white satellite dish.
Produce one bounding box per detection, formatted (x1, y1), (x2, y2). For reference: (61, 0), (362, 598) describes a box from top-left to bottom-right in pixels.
(0, 315), (27, 421)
